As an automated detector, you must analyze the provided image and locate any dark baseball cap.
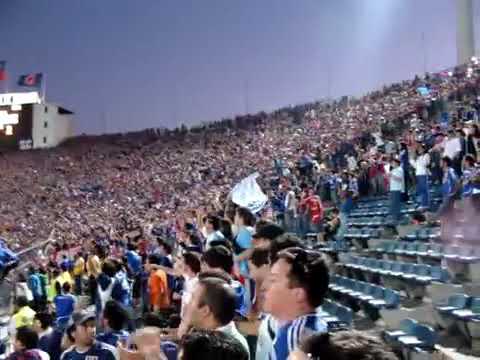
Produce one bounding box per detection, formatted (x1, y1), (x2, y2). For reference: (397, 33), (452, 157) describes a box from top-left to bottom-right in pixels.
(68, 310), (96, 330)
(252, 223), (285, 240)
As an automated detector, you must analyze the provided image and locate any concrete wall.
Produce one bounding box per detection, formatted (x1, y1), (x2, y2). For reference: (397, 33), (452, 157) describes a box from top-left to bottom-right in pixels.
(31, 104), (74, 149)
(457, 0), (475, 64)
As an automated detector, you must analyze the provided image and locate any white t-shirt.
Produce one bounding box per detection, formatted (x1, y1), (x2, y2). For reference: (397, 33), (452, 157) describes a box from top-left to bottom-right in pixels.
(181, 276), (198, 317)
(256, 314), (278, 360)
(390, 166), (405, 192)
(218, 322), (250, 359)
(410, 153), (430, 176)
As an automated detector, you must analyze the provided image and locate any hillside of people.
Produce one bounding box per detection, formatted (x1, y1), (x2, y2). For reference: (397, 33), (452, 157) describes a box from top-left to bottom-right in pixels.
(0, 58), (479, 360)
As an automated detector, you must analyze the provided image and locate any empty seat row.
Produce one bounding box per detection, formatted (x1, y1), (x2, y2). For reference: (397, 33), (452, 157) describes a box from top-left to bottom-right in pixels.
(342, 255), (450, 284)
(315, 240), (350, 253)
(329, 274), (401, 320)
(320, 299), (354, 331)
(436, 294), (480, 321)
(370, 241), (443, 261)
(372, 241), (480, 263)
(346, 216), (390, 227)
(348, 208), (389, 218)
(343, 227), (381, 240)
(401, 228), (442, 242)
(349, 205), (419, 218)
(383, 318), (438, 353)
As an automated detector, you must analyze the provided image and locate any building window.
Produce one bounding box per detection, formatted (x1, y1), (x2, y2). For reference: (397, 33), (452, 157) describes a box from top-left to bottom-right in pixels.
(43, 136), (47, 144)
(44, 106), (48, 113)
(44, 121), (48, 128)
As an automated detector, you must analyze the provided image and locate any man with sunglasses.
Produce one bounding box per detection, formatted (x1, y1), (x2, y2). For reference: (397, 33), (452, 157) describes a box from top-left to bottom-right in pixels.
(263, 247), (329, 360)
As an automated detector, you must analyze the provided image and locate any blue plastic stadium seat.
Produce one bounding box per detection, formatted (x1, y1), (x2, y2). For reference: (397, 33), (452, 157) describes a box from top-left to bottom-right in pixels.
(430, 266), (449, 282)
(436, 294), (470, 314)
(336, 305), (353, 325)
(411, 324), (438, 350)
(384, 318), (418, 343)
(413, 264), (432, 284)
(452, 297), (480, 320)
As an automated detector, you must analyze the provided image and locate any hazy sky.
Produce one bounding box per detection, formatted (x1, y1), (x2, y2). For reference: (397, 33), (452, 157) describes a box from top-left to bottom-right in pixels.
(0, 0), (478, 134)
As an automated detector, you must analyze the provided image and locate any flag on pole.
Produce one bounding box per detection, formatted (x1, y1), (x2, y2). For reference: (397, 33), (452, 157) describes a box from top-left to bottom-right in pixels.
(18, 73), (43, 87)
(0, 62), (6, 81)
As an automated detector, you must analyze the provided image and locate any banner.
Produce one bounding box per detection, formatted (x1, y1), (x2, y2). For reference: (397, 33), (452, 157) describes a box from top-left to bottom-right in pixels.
(230, 172), (268, 213)
(0, 61), (6, 81)
(18, 73), (43, 87)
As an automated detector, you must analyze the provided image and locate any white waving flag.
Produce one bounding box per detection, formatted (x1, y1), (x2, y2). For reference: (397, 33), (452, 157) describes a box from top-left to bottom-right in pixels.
(230, 172), (268, 213)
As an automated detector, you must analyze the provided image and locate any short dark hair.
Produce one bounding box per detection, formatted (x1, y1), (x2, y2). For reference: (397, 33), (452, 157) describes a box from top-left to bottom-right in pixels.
(276, 247), (329, 308)
(269, 233), (304, 264)
(299, 330), (398, 360)
(157, 238), (172, 255)
(442, 156), (452, 167)
(198, 270), (232, 284)
(148, 253), (164, 266)
(16, 296), (29, 308)
(16, 326), (39, 350)
(62, 282), (72, 294)
(183, 251), (201, 274)
(180, 329), (248, 360)
(235, 207), (256, 227)
(198, 277), (236, 326)
(34, 312), (53, 330)
(202, 246), (234, 274)
(250, 248), (270, 268)
(206, 215), (221, 231)
(465, 154), (476, 167)
(103, 300), (128, 331)
(143, 312), (166, 328)
(102, 259), (117, 277)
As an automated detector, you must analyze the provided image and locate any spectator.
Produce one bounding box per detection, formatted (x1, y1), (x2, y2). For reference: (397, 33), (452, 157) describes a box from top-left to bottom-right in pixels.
(96, 300), (130, 346)
(251, 223), (285, 250)
(8, 326), (48, 360)
(288, 330), (398, 360)
(388, 158), (404, 224)
(146, 253), (171, 312)
(33, 313), (53, 353)
(204, 215), (226, 249)
(410, 144), (430, 208)
(61, 311), (117, 360)
(181, 277), (250, 357)
(9, 296), (36, 337)
(263, 247), (329, 359)
(27, 267), (44, 311)
(73, 254), (85, 296)
(180, 329), (249, 360)
(233, 207), (255, 276)
(53, 282), (77, 330)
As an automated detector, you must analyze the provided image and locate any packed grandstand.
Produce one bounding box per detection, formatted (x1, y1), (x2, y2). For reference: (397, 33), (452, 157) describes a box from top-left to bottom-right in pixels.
(0, 56), (479, 360)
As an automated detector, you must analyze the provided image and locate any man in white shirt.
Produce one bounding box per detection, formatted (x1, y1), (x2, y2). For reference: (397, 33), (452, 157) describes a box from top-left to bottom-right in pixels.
(181, 277), (250, 358)
(283, 186), (297, 233)
(410, 145), (430, 208)
(389, 158), (405, 224)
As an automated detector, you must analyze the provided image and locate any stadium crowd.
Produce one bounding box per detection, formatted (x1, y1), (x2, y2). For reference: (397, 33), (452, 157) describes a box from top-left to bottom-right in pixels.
(0, 58), (480, 360)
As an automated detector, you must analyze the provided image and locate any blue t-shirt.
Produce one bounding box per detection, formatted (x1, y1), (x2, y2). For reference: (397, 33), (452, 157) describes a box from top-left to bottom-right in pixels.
(0, 241), (18, 266)
(231, 280), (249, 318)
(126, 251), (142, 275)
(112, 271), (132, 307)
(96, 330), (130, 347)
(61, 341), (117, 360)
(54, 294), (76, 324)
(269, 313), (328, 360)
(28, 274), (43, 298)
(235, 227), (253, 275)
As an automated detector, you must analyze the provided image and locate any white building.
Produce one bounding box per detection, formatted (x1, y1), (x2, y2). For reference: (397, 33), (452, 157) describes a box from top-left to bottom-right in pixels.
(0, 92), (74, 150)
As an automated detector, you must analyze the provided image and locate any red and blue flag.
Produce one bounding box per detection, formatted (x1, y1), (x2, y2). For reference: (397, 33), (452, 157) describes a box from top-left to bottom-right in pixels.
(18, 73), (42, 87)
(0, 61), (6, 81)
